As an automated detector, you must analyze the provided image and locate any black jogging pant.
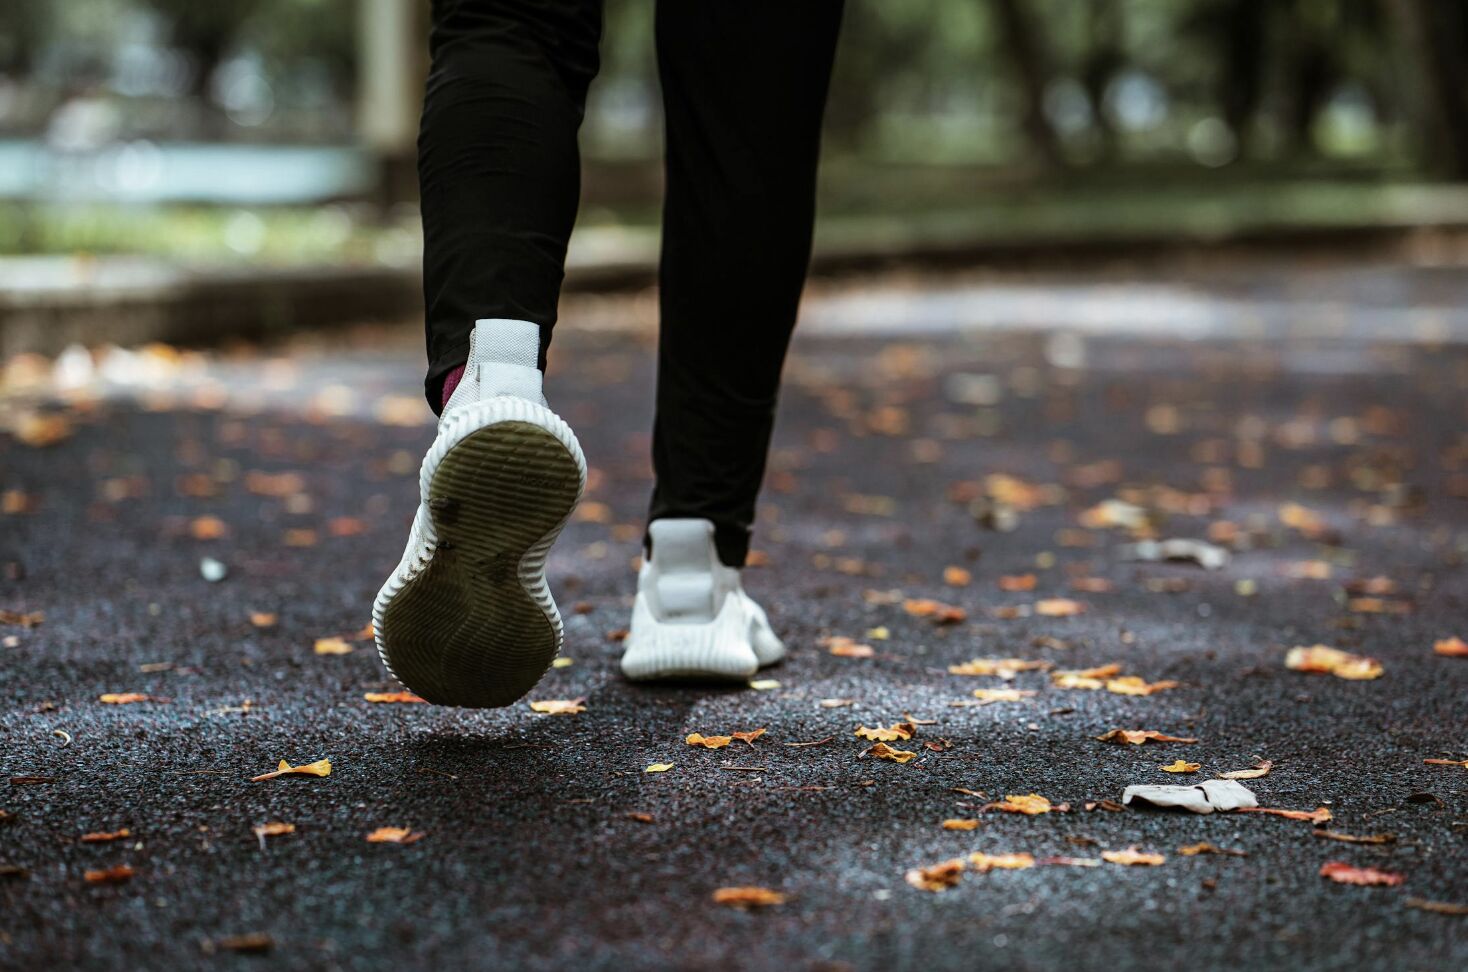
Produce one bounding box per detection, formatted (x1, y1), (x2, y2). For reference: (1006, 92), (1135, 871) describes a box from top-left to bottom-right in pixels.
(418, 0), (844, 566)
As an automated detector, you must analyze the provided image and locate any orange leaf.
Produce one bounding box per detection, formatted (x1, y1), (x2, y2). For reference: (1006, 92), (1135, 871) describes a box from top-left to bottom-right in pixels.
(947, 658), (1052, 679)
(1285, 645), (1382, 680)
(79, 829), (131, 843)
(903, 598), (967, 625)
(866, 742), (917, 763)
(252, 822), (295, 848)
(941, 819), (980, 831)
(528, 698), (585, 715)
(905, 858), (965, 892)
(1160, 760), (1200, 773)
(249, 612), (278, 628)
(711, 886), (786, 908)
(1424, 758), (1468, 768)
(1237, 806), (1332, 824)
(363, 691), (427, 704)
(997, 574), (1036, 592)
(822, 636), (875, 658)
(1178, 842), (1245, 857)
(1095, 729), (1199, 745)
(1035, 598), (1086, 617)
(970, 688), (1036, 704)
(731, 729), (767, 747)
(1102, 847), (1166, 866)
(1320, 861), (1403, 886)
(685, 733), (732, 749)
(1312, 830), (1395, 845)
(982, 793), (1063, 815)
(189, 515), (229, 540)
(366, 827), (424, 844)
(855, 722), (916, 742)
(968, 852), (1035, 872)
(1433, 637), (1468, 658)
(251, 758), (332, 782)
(84, 864), (135, 884)
(99, 693), (153, 705)
(943, 566), (973, 587)
(1105, 676), (1179, 696)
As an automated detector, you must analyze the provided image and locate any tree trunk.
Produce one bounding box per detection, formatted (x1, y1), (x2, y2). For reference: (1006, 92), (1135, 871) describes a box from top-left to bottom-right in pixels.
(1385, 0), (1468, 179)
(989, 0), (1068, 169)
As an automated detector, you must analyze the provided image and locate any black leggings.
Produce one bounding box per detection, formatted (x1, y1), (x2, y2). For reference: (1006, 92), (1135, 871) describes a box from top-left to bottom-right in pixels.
(418, 0), (844, 566)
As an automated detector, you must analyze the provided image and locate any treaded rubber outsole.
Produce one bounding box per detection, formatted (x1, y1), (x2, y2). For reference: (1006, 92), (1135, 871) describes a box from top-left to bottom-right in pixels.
(375, 408), (583, 708)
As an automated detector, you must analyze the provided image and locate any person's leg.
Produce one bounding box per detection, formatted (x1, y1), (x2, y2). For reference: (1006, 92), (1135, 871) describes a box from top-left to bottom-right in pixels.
(648, 0), (845, 566)
(418, 0), (603, 411)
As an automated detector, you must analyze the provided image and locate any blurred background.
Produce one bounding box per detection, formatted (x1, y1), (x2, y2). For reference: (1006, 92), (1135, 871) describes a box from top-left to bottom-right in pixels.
(5, 0), (1468, 355)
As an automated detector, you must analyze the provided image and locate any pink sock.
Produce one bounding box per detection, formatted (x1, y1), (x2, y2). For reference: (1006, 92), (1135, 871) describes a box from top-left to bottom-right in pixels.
(441, 364), (466, 410)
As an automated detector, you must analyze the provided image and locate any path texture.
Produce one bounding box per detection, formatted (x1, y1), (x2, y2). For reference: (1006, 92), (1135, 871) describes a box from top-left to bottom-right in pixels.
(1, 267), (1466, 971)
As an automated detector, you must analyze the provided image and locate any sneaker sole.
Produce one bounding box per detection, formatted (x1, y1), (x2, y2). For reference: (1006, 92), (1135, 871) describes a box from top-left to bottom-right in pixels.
(374, 398), (585, 708)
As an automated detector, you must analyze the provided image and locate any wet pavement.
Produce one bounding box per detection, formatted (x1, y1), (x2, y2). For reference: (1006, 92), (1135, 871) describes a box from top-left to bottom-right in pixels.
(1, 266), (1466, 971)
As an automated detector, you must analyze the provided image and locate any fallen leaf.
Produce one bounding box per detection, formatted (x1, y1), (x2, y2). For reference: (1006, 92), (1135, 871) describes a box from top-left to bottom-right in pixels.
(822, 636), (875, 659)
(1424, 758), (1468, 768)
(866, 742), (917, 763)
(1035, 598), (1086, 617)
(731, 729), (767, 747)
(748, 679), (780, 691)
(1285, 645), (1382, 680)
(942, 819), (981, 831)
(948, 658), (1053, 679)
(644, 763), (673, 773)
(529, 698), (586, 715)
(249, 612), (278, 628)
(943, 566), (972, 586)
(362, 689), (427, 705)
(366, 827), (424, 844)
(252, 822), (295, 849)
(251, 758), (332, 782)
(84, 864), (135, 884)
(313, 637), (354, 656)
(1102, 847), (1165, 866)
(686, 733), (733, 749)
(1052, 663), (1122, 689)
(1346, 597), (1412, 615)
(1161, 760), (1201, 774)
(626, 812), (654, 824)
(99, 693), (153, 705)
(982, 793), (1063, 815)
(1038, 855), (1102, 867)
(189, 515), (229, 540)
(79, 829), (131, 843)
(212, 933), (274, 953)
(1312, 830), (1395, 845)
(855, 722), (916, 742)
(819, 698), (854, 709)
(1433, 637), (1468, 658)
(1178, 842), (1246, 857)
(712, 886), (786, 908)
(0, 609), (44, 628)
(1096, 729), (1199, 745)
(904, 599), (967, 624)
(997, 573), (1037, 591)
(1219, 760), (1273, 780)
(1320, 861), (1403, 886)
(968, 852), (1035, 872)
(970, 688), (1036, 704)
(1105, 676), (1179, 696)
(1238, 806), (1332, 824)
(905, 858), (965, 892)
(551, 657), (573, 668)
(1404, 898), (1468, 916)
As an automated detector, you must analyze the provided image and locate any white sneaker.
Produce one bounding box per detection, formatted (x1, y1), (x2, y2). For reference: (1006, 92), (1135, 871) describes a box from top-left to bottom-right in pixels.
(373, 319), (585, 707)
(620, 518), (785, 681)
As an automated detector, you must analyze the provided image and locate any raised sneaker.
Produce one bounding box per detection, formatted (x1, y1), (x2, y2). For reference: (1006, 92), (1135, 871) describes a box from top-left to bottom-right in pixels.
(620, 518), (785, 681)
(373, 318), (585, 707)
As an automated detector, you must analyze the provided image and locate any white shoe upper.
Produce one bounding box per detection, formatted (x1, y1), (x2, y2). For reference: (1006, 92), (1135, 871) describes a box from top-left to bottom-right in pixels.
(442, 318), (546, 416)
(621, 518), (785, 680)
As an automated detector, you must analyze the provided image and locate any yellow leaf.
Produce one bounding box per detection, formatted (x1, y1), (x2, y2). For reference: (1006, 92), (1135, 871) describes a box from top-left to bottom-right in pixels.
(1035, 598), (1085, 617)
(867, 742), (917, 763)
(941, 819), (980, 831)
(99, 693), (153, 705)
(947, 658), (1052, 679)
(644, 763), (674, 773)
(983, 793), (1061, 815)
(529, 698), (586, 715)
(551, 657), (574, 668)
(251, 758), (332, 782)
(1095, 729), (1198, 745)
(1219, 760), (1273, 780)
(748, 679), (780, 691)
(905, 858), (965, 892)
(968, 852), (1035, 872)
(1105, 676), (1179, 696)
(313, 637), (354, 655)
(970, 688), (1036, 704)
(685, 733), (732, 749)
(1432, 636), (1468, 658)
(363, 692), (427, 704)
(366, 826), (424, 844)
(1285, 645), (1382, 680)
(1102, 847), (1166, 866)
(855, 722), (916, 742)
(1161, 760), (1201, 773)
(731, 728), (767, 746)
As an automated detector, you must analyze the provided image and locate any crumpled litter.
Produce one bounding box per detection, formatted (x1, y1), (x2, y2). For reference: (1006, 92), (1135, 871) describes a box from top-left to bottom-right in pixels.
(1118, 539), (1231, 571)
(1121, 779), (1257, 814)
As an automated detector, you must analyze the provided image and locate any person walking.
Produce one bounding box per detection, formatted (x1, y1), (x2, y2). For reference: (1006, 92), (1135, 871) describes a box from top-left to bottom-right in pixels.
(374, 0), (845, 707)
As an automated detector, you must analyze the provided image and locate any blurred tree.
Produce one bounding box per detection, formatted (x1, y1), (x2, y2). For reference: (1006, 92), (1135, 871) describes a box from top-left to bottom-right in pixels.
(1385, 0), (1468, 178)
(988, 0), (1067, 168)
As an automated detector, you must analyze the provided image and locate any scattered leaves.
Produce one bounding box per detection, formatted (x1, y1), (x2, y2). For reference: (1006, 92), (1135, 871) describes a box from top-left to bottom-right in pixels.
(1319, 861), (1403, 887)
(1096, 729), (1199, 745)
(855, 722), (916, 742)
(251, 758), (332, 782)
(1285, 645), (1383, 680)
(948, 658), (1053, 679)
(685, 733), (732, 749)
(1035, 598), (1086, 617)
(970, 688), (1036, 704)
(252, 822), (295, 849)
(1312, 830), (1394, 845)
(99, 693), (153, 705)
(903, 599), (967, 625)
(731, 729), (767, 747)
(906, 858), (965, 892)
(1178, 842), (1246, 857)
(1404, 898), (1468, 916)
(1424, 758), (1468, 768)
(312, 637), (354, 656)
(712, 886), (786, 909)
(822, 636), (875, 658)
(866, 742), (918, 764)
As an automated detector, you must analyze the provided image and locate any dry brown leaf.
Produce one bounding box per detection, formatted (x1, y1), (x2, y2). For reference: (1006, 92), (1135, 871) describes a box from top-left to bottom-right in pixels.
(1238, 806), (1332, 824)
(903, 598), (968, 625)
(366, 827), (424, 844)
(1038, 855), (1102, 867)
(1035, 598), (1086, 617)
(1346, 597), (1413, 615)
(1219, 760), (1273, 780)
(948, 658), (1053, 679)
(1178, 842), (1245, 857)
(731, 729), (767, 747)
(313, 637), (354, 656)
(251, 758), (332, 782)
(1404, 898), (1468, 916)
(1285, 645), (1383, 680)
(11, 412), (73, 448)
(1161, 760), (1201, 774)
(968, 852), (1035, 872)
(905, 858), (965, 892)
(249, 612), (278, 628)
(943, 566), (973, 587)
(942, 818), (981, 831)
(79, 829), (131, 843)
(1319, 861), (1403, 886)
(0, 609), (44, 628)
(997, 574), (1037, 591)
(822, 636), (875, 659)
(99, 693), (154, 705)
(711, 886), (786, 908)
(1433, 636), (1468, 658)
(1105, 676), (1179, 697)
(1311, 830), (1395, 845)
(685, 733), (733, 749)
(189, 515), (229, 540)
(528, 698), (586, 715)
(1102, 847), (1166, 866)
(212, 934), (274, 953)
(1424, 758), (1468, 768)
(855, 722), (916, 742)
(982, 793), (1064, 815)
(363, 691), (427, 704)
(252, 822), (295, 848)
(970, 688), (1036, 704)
(1095, 729), (1199, 745)
(84, 865), (135, 884)
(625, 812), (654, 824)
(866, 742), (917, 764)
